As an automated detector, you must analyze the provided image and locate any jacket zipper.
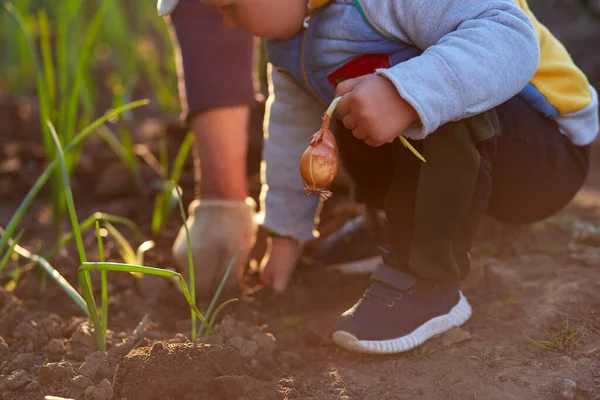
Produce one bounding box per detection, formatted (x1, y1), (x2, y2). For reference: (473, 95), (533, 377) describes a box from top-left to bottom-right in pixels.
(301, 19), (328, 108)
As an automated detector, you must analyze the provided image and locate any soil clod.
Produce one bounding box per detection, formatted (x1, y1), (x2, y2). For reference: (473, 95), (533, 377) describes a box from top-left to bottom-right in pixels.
(118, 342), (245, 400)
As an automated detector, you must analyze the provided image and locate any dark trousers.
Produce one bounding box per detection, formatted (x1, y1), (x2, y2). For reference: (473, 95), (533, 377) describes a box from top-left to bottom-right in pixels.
(335, 95), (591, 282)
(167, 0), (255, 122)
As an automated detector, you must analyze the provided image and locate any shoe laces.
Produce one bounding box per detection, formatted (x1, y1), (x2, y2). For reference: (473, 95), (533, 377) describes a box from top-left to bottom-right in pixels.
(364, 281), (405, 307)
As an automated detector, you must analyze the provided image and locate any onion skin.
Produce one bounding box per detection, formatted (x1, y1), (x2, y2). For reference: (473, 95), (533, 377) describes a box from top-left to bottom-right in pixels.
(300, 114), (339, 200)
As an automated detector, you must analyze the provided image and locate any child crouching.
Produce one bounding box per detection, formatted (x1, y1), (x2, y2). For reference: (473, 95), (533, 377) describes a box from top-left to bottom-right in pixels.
(186, 0), (599, 354)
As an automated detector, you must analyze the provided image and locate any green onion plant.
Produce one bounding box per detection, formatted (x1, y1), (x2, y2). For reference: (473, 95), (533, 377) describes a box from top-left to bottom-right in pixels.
(21, 117), (240, 353)
(3, 0), (115, 229)
(151, 131), (195, 234)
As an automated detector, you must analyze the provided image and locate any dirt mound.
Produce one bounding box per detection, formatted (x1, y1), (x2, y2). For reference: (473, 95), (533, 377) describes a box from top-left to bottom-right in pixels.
(117, 314), (286, 400)
(119, 342), (245, 400)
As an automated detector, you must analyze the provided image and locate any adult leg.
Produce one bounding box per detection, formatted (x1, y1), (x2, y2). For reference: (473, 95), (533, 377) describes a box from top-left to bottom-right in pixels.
(167, 0), (255, 201)
(166, 1), (258, 297)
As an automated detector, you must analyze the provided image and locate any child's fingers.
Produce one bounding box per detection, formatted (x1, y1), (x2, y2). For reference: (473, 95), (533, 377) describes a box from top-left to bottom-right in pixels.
(336, 93), (352, 116)
(335, 78), (361, 115)
(364, 137), (383, 147)
(335, 77), (360, 97)
(352, 126), (368, 141)
(272, 264), (295, 293)
(260, 259), (295, 293)
(342, 113), (358, 131)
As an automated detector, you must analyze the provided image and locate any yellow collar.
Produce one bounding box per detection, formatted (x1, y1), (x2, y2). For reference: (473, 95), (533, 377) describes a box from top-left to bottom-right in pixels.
(310, 0), (332, 11)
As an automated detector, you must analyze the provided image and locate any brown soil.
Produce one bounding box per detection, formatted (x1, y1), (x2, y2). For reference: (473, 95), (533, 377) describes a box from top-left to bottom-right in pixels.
(1, 2), (600, 400)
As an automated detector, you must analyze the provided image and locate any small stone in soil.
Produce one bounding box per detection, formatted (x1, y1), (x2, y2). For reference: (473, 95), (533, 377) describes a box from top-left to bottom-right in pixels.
(560, 379), (577, 400)
(201, 334), (224, 345)
(71, 321), (97, 350)
(260, 355), (278, 370)
(79, 351), (106, 379)
(13, 321), (39, 343)
(251, 331), (277, 354)
(71, 346), (93, 361)
(89, 378), (114, 400)
(441, 327), (472, 348)
(42, 315), (64, 338)
(227, 336), (259, 359)
(71, 375), (95, 389)
(0, 336), (9, 356)
(25, 380), (39, 391)
(7, 353), (41, 373)
(97, 361), (113, 380)
(6, 370), (31, 390)
(167, 333), (189, 344)
(48, 338), (66, 354)
(38, 361), (77, 385)
(277, 351), (305, 368)
(64, 317), (88, 337)
(215, 375), (283, 400)
(25, 342), (35, 353)
(215, 315), (254, 340)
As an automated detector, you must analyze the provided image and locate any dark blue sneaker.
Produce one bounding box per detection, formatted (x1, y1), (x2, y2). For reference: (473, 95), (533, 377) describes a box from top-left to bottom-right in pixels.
(311, 211), (386, 274)
(332, 264), (472, 354)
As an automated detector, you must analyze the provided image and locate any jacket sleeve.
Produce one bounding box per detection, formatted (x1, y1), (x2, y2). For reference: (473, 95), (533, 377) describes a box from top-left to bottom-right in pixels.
(356, 0), (540, 139)
(259, 64), (325, 242)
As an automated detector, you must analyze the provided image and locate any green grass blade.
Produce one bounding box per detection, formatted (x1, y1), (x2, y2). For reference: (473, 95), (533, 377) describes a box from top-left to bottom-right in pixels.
(56, 0), (81, 121)
(0, 230), (24, 275)
(56, 0), (83, 135)
(79, 262), (208, 326)
(153, 184), (179, 235)
(77, 267), (104, 352)
(46, 212), (142, 260)
(0, 99), (149, 258)
(47, 120), (87, 263)
(96, 123), (140, 186)
(158, 132), (168, 180)
(198, 249), (242, 336)
(170, 132), (195, 183)
(95, 221), (108, 343)
(135, 240), (155, 266)
(150, 192), (166, 234)
(150, 133), (195, 234)
(64, 0), (114, 145)
(38, 8), (55, 111)
(173, 183), (197, 340)
(0, 226), (89, 316)
(81, 262), (178, 276)
(206, 298), (239, 335)
(2, 1), (63, 227)
(103, 221), (136, 265)
(96, 125), (133, 169)
(2, 2), (52, 159)
(161, 185), (180, 226)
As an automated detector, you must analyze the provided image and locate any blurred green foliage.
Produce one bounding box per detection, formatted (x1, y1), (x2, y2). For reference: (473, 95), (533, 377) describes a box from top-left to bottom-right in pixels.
(0, 0), (179, 114)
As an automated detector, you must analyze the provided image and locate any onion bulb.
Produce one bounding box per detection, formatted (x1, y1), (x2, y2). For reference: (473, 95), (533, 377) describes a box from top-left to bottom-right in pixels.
(299, 97), (342, 200)
(299, 96), (427, 200)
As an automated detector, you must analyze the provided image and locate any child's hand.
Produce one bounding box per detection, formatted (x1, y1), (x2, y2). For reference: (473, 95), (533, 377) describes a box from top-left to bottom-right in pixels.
(260, 236), (303, 293)
(335, 74), (419, 147)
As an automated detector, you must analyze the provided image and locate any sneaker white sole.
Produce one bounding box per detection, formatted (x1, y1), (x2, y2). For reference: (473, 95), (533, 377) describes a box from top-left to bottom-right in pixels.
(332, 291), (472, 354)
(328, 256), (382, 275)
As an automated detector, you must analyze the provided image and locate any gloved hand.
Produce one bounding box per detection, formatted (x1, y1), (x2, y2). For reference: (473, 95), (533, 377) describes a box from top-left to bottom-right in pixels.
(172, 197), (258, 297)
